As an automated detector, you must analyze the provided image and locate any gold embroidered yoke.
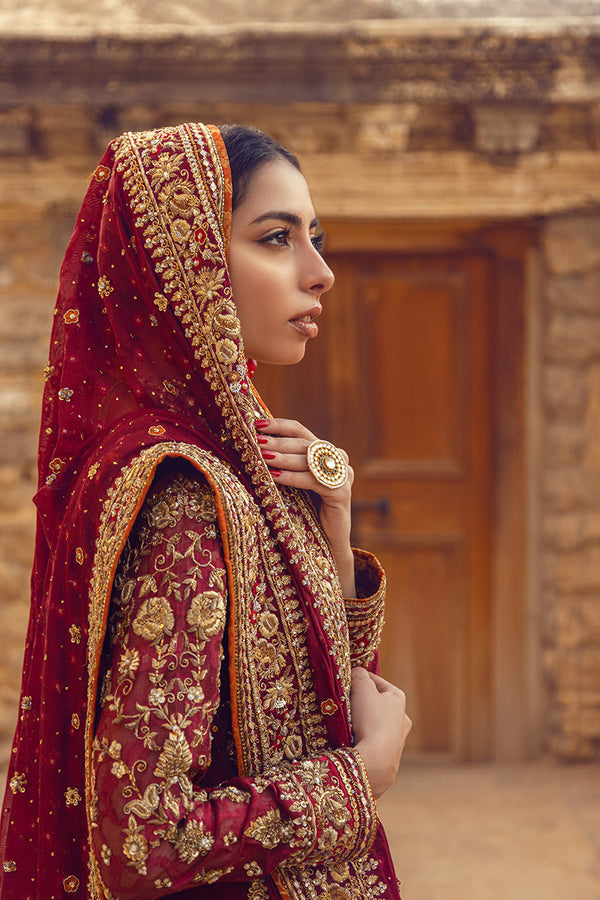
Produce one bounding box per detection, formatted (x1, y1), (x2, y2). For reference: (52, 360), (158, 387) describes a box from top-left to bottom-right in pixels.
(91, 459), (386, 898)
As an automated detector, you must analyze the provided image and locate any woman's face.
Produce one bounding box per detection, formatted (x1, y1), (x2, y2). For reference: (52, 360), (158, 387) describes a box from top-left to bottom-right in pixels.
(228, 159), (335, 365)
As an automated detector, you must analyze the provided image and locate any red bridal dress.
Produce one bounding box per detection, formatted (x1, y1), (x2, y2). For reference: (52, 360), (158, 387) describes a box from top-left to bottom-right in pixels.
(0, 123), (401, 900)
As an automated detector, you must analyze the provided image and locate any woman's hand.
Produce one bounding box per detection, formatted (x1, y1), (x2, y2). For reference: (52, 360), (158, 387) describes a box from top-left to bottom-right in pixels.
(350, 667), (412, 799)
(255, 418), (356, 595)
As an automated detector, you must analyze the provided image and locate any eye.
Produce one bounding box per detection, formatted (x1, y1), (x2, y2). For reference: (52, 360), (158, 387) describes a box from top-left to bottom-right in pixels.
(258, 228), (292, 247)
(312, 232), (326, 255)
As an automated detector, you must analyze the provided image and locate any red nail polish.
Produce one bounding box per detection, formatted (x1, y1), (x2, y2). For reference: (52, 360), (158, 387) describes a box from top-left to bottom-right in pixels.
(255, 419), (269, 428)
(257, 435), (269, 445)
(261, 451), (276, 460)
(271, 469), (281, 477)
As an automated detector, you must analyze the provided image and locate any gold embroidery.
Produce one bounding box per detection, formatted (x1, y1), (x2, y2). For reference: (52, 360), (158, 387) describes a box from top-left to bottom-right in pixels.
(97, 276), (113, 298)
(69, 625), (82, 644)
(321, 699), (338, 716)
(93, 164), (110, 181)
(9, 773), (27, 794)
(63, 874), (80, 893)
(171, 819), (214, 862)
(132, 596), (175, 643)
(65, 787), (82, 807)
(244, 809), (294, 849)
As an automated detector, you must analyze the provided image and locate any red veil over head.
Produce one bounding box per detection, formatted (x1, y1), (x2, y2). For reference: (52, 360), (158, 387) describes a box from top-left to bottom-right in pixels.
(0, 123), (399, 899)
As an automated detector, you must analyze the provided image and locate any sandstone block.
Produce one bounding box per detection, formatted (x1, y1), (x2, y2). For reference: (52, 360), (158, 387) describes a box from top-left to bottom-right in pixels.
(545, 312), (600, 364)
(542, 214), (600, 276)
(543, 466), (588, 510)
(543, 364), (589, 420)
(544, 512), (600, 551)
(547, 269), (600, 316)
(543, 646), (600, 691)
(541, 546), (600, 594)
(543, 422), (586, 468)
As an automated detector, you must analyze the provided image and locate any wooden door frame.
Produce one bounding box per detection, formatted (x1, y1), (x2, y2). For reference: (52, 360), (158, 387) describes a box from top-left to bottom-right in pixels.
(321, 218), (539, 761)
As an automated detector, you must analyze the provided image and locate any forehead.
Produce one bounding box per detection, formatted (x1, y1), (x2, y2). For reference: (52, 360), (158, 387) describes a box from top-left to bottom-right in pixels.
(235, 159), (315, 222)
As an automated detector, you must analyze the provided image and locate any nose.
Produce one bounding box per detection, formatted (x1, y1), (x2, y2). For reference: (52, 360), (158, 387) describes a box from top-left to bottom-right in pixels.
(304, 245), (335, 296)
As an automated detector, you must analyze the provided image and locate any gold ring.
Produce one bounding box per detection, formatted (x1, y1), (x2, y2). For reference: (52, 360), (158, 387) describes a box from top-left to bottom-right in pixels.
(306, 440), (348, 489)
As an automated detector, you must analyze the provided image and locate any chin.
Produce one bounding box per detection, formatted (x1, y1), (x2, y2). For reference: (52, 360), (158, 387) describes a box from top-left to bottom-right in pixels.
(256, 344), (307, 367)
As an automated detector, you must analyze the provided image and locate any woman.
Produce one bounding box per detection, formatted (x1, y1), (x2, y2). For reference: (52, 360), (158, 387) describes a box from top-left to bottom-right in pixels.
(0, 122), (411, 899)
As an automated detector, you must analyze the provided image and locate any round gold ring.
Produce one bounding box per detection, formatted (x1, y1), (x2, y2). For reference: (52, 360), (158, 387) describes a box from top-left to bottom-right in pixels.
(306, 440), (348, 489)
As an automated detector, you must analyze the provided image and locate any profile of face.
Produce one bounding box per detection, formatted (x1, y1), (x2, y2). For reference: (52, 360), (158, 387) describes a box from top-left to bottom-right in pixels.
(228, 159), (335, 366)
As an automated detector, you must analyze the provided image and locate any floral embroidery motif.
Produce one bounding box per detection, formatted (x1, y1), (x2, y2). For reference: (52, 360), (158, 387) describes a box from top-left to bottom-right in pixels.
(75, 547), (85, 565)
(9, 773), (27, 794)
(88, 462), (100, 479)
(20, 696), (32, 711)
(173, 820), (215, 862)
(94, 164), (110, 181)
(69, 625), (82, 644)
(148, 424), (166, 436)
(2, 861), (16, 873)
(58, 387), (74, 402)
(63, 874), (80, 892)
(81, 250), (94, 264)
(71, 713), (81, 730)
(97, 276), (114, 298)
(244, 810), (294, 849)
(132, 596), (174, 643)
(123, 816), (149, 872)
(49, 457), (67, 475)
(321, 699), (338, 716)
(65, 787), (82, 807)
(154, 293), (168, 312)
(63, 309), (80, 324)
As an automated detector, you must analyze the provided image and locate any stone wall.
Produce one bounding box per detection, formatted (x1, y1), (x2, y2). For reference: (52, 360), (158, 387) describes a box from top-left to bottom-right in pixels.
(541, 212), (600, 759)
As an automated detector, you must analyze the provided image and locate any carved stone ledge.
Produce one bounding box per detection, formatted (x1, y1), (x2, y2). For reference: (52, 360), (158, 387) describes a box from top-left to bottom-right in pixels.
(472, 104), (544, 155)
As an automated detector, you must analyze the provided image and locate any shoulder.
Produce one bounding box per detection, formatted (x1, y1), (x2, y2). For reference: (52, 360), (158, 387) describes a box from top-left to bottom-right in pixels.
(142, 457), (218, 526)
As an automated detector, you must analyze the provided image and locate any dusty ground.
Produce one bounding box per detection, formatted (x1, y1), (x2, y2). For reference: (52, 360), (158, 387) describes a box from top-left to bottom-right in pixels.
(379, 760), (600, 899)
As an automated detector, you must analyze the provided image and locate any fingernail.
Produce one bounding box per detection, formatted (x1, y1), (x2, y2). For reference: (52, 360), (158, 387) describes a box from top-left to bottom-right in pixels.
(261, 451), (276, 460)
(255, 419), (269, 428)
(271, 469), (281, 477)
(257, 435), (269, 445)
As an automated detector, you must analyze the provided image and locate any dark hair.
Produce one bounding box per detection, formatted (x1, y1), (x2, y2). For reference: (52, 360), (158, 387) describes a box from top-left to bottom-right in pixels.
(218, 124), (301, 210)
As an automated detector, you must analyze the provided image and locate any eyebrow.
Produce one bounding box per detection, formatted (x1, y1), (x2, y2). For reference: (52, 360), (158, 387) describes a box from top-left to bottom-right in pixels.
(249, 211), (319, 230)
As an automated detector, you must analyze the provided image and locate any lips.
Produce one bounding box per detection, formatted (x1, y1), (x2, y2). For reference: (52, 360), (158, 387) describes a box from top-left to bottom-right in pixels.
(289, 305), (322, 339)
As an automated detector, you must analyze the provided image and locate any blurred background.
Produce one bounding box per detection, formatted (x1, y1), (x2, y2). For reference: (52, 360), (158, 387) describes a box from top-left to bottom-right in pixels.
(1, 1), (600, 896)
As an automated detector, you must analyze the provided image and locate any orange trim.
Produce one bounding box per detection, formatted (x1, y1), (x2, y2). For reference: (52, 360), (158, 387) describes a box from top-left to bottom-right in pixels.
(208, 124), (233, 264)
(272, 871), (293, 900)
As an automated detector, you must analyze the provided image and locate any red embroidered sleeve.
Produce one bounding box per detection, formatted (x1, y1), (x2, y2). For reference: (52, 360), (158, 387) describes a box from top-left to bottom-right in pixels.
(344, 549), (386, 673)
(91, 466), (377, 898)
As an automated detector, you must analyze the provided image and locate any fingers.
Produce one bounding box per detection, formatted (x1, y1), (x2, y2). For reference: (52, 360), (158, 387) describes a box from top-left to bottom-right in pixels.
(255, 418), (316, 442)
(255, 418), (353, 493)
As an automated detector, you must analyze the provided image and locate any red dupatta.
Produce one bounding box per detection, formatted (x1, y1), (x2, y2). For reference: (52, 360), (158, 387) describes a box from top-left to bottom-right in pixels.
(0, 123), (399, 899)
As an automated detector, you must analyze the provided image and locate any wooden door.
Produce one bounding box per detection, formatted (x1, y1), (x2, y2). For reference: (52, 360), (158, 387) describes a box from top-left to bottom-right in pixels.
(253, 222), (533, 761)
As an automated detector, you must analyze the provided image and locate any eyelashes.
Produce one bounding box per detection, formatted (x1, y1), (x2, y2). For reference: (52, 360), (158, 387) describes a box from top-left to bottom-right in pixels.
(258, 228), (326, 255)
(312, 232), (326, 255)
